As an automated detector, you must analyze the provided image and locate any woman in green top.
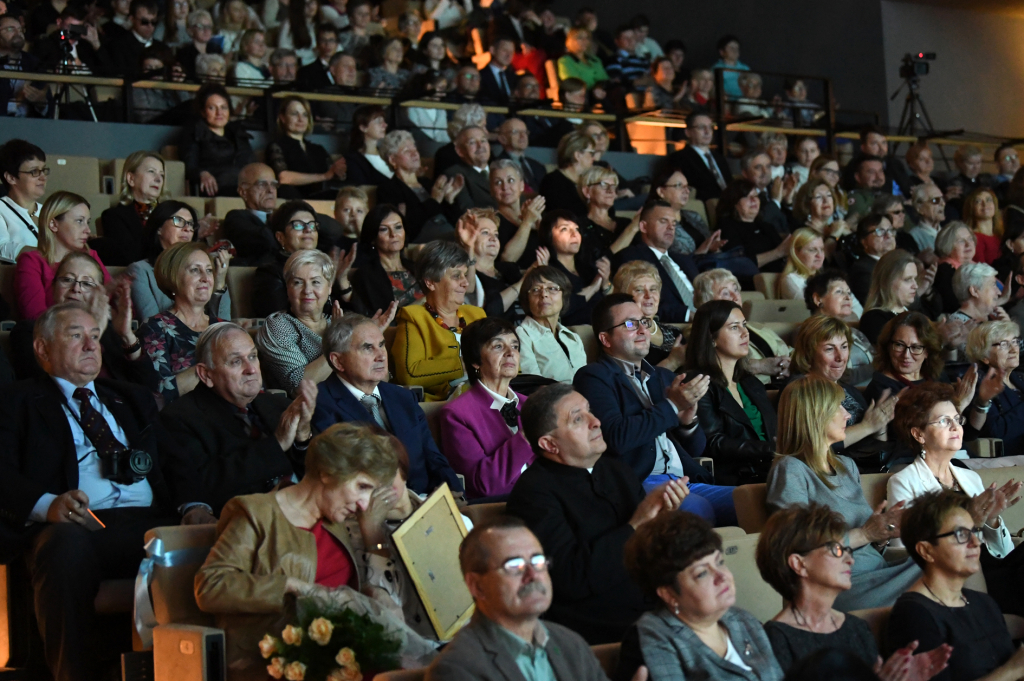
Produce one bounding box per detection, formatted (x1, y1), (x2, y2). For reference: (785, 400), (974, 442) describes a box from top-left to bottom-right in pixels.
(556, 27), (609, 88)
(685, 299), (778, 485)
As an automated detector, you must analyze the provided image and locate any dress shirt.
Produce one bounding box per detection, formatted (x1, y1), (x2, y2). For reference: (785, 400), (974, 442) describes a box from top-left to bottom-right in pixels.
(132, 30), (153, 48)
(30, 377), (154, 522)
(363, 152), (395, 179)
(478, 381), (520, 434)
(516, 316), (587, 382)
(249, 209), (269, 223)
(608, 356), (689, 477)
(489, 63), (511, 96)
(495, 619), (557, 681)
(0, 197), (40, 263)
(648, 244), (694, 313)
(697, 147), (727, 190)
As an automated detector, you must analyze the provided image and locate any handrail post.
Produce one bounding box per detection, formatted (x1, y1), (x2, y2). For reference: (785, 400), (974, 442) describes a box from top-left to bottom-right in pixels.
(713, 67), (727, 157)
(824, 77), (836, 154)
(123, 79), (133, 124)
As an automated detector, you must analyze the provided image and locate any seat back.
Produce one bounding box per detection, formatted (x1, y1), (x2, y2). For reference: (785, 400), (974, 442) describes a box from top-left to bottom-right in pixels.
(143, 525), (219, 629)
(370, 669), (426, 681)
(732, 484), (768, 534)
(45, 156), (101, 197)
(0, 265), (16, 313)
(742, 299), (811, 324)
(226, 266), (257, 319)
(419, 400), (444, 447)
(848, 607), (891, 650)
(860, 472), (892, 510)
(306, 200), (336, 217)
(758, 321), (799, 345)
(753, 273), (778, 300)
(721, 533), (781, 622)
(740, 291), (765, 304)
(591, 643), (620, 677)
(569, 324), (600, 363)
(383, 325), (398, 376)
(977, 467), (1024, 533)
(462, 503), (507, 529)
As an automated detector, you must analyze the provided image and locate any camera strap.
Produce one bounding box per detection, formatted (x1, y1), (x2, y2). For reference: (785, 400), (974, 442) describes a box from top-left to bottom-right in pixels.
(1, 197), (39, 238)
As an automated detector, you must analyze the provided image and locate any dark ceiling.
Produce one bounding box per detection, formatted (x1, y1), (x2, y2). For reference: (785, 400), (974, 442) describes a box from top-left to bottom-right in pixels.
(888, 0), (1024, 16)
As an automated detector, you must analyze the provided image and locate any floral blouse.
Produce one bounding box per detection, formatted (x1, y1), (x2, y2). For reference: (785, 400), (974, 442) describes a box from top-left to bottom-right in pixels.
(140, 310), (225, 402)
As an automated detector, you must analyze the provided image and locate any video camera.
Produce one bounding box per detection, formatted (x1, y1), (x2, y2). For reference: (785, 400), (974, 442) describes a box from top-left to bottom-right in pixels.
(900, 52), (936, 79)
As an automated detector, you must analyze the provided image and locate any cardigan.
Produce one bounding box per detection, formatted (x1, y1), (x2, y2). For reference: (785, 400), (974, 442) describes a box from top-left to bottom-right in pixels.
(965, 370), (1024, 456)
(391, 303), (487, 401)
(178, 120), (256, 195)
(438, 382), (535, 498)
(515, 316), (587, 383)
(14, 248), (112, 320)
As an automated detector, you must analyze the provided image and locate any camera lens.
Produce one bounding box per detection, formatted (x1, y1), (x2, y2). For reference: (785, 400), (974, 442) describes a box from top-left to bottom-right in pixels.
(128, 450), (154, 478)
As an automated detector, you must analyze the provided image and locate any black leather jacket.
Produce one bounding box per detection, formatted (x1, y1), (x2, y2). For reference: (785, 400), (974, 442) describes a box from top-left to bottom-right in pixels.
(696, 374), (777, 485)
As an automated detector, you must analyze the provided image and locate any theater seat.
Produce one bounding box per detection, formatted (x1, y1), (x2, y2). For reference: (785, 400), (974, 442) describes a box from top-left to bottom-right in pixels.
(0, 264), (16, 313)
(720, 532), (781, 622)
(462, 502), (506, 528)
(419, 400), (444, 447)
(226, 266), (257, 319)
(306, 199), (336, 216)
(848, 606), (890, 649)
(977, 466), (1024, 534)
(732, 484), (768, 534)
(740, 291), (765, 304)
(742, 299), (810, 324)
(861, 472), (891, 510)
(569, 324), (599, 363)
(44, 156), (101, 198)
(592, 643), (620, 677)
(753, 273), (778, 300)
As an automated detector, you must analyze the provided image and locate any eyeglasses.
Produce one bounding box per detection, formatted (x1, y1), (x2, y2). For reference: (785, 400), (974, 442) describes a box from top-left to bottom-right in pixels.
(18, 167), (51, 178)
(528, 285), (561, 296)
(891, 340), (926, 356)
(170, 215), (195, 231)
(495, 553), (551, 577)
(871, 227), (896, 237)
(991, 338), (1023, 352)
(604, 318), (652, 333)
(287, 220), (319, 232)
(926, 414), (966, 430)
(663, 182), (689, 190)
(933, 526), (983, 545)
(137, 18), (157, 26)
(801, 541), (853, 558)
(55, 276), (98, 290)
(588, 181), (617, 190)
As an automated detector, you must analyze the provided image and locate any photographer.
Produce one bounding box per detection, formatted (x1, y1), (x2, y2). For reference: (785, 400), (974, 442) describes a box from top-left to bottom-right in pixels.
(33, 5), (113, 75)
(0, 16), (52, 118)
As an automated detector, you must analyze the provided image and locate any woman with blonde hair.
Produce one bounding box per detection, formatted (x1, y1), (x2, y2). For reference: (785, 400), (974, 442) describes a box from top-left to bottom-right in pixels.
(578, 165), (640, 257)
(615, 260), (686, 370)
(859, 249), (929, 344)
(767, 375), (920, 610)
(777, 228), (825, 301)
(14, 192), (111, 320)
(97, 151), (167, 266)
(540, 131), (596, 217)
(964, 320), (1024, 452)
(962, 186), (1003, 265)
(933, 221), (977, 314)
(232, 29), (271, 86)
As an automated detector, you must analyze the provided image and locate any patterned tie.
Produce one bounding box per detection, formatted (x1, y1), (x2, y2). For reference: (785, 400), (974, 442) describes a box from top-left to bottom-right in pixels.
(72, 388), (123, 456)
(235, 404), (264, 441)
(704, 150), (727, 190)
(660, 254), (694, 312)
(361, 394), (390, 432)
(499, 401), (520, 430)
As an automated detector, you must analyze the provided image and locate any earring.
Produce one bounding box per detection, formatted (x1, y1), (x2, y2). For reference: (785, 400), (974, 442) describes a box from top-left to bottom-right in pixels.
(712, 341), (717, 347)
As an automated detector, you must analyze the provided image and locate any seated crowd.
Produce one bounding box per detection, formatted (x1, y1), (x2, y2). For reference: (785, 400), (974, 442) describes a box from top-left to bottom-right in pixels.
(4, 3), (1024, 681)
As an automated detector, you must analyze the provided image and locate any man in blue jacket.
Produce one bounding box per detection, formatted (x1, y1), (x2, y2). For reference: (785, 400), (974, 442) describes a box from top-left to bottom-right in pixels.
(313, 314), (465, 498)
(573, 293), (736, 525)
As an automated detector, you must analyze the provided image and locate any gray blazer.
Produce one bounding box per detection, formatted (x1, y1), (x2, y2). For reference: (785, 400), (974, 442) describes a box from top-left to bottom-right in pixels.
(626, 608), (783, 681)
(425, 611), (610, 681)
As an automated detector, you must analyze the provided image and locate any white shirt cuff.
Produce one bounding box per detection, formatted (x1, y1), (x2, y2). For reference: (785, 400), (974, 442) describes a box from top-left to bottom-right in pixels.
(30, 493), (58, 523)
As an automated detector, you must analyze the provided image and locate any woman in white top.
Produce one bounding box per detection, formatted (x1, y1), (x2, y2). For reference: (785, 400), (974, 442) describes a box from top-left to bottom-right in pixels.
(777, 227), (825, 301)
(0, 139), (46, 263)
(515, 265), (587, 383)
(888, 382), (1020, 561)
(424, 0), (472, 30)
(277, 0), (319, 65)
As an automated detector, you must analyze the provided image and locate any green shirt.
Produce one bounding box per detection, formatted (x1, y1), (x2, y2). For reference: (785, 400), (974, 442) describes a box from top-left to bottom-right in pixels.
(736, 383), (767, 441)
(557, 54), (609, 88)
(495, 620), (557, 681)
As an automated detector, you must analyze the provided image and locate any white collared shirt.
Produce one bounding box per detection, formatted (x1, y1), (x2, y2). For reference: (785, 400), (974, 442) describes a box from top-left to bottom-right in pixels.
(516, 317), (587, 382)
(489, 62), (510, 95)
(30, 377), (154, 522)
(478, 382), (519, 434)
(249, 209), (269, 223)
(0, 197), (40, 263)
(648, 244), (694, 306)
(132, 30), (153, 47)
(339, 376), (383, 403)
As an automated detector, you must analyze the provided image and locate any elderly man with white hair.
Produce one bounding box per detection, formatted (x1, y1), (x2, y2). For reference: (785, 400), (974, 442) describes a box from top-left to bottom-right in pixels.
(160, 321), (318, 515)
(907, 183), (948, 253)
(433, 103), (487, 180)
(446, 125), (499, 212)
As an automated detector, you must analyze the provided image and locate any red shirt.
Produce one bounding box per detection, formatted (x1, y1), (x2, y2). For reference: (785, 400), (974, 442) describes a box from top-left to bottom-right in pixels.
(306, 520), (357, 589)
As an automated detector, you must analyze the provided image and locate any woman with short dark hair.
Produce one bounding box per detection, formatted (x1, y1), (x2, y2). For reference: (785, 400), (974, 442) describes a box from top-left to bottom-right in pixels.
(0, 139), (46, 263)
(345, 105), (393, 188)
(715, 179), (790, 273)
(179, 83), (256, 197)
(515, 265), (587, 382)
(538, 208), (611, 326)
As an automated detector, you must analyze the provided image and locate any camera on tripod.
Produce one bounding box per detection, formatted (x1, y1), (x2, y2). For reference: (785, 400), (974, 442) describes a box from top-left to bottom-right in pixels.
(57, 23), (87, 42)
(900, 52), (936, 79)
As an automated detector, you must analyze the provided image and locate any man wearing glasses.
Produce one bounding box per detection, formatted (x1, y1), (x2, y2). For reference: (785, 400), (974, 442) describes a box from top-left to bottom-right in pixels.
(0, 15), (52, 118)
(907, 183), (948, 252)
(426, 514), (650, 679)
(665, 111), (732, 201)
(33, 6), (113, 75)
(106, 0), (168, 79)
(849, 213), (897, 305)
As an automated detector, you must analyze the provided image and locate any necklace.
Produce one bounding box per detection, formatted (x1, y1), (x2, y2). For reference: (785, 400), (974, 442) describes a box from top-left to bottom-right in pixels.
(791, 605), (839, 633)
(922, 579), (969, 608)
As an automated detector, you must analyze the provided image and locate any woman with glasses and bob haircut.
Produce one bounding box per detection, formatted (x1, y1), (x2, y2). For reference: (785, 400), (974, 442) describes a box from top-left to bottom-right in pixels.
(767, 375), (920, 611)
(963, 321), (1024, 453)
(684, 299), (777, 485)
(886, 383), (1024, 616)
(756, 502), (951, 678)
(515, 265), (587, 382)
(887, 490), (1024, 681)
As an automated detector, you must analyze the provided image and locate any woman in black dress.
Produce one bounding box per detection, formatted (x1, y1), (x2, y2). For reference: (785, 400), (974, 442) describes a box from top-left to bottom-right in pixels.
(178, 83), (256, 197)
(715, 178), (791, 274)
(539, 130), (595, 219)
(349, 204), (421, 317)
(97, 151), (167, 266)
(538, 208), (611, 326)
(344, 105), (393, 188)
(266, 95), (347, 200)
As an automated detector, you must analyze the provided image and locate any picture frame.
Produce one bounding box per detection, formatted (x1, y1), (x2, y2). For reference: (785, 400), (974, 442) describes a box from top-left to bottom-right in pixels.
(391, 484), (475, 640)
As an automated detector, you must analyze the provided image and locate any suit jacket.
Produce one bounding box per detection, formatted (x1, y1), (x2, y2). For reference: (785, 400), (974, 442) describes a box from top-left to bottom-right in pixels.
(376, 175), (452, 242)
(756, 190), (791, 238)
(437, 382), (535, 498)
(493, 150), (546, 195)
(614, 242), (698, 323)
(697, 376), (777, 486)
(506, 454), (651, 644)
(222, 209), (277, 266)
(159, 383), (299, 515)
(478, 63), (518, 105)
(0, 52), (53, 118)
(665, 145), (731, 201)
(425, 610), (609, 681)
(33, 33), (114, 75)
(0, 377), (178, 563)
(445, 161), (498, 212)
(572, 355), (710, 484)
(252, 249), (290, 317)
(344, 151), (392, 188)
(106, 31), (168, 79)
(311, 374), (462, 495)
(94, 202), (147, 266)
(296, 59), (330, 91)
(848, 255), (877, 307)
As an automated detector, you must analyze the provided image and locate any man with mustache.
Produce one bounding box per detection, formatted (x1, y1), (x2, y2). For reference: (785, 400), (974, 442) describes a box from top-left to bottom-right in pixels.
(425, 514), (650, 680)
(504, 382), (689, 645)
(311, 314), (464, 498)
(160, 322), (317, 516)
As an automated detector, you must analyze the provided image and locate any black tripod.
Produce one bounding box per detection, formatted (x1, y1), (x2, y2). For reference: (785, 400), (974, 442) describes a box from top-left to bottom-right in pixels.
(52, 33), (98, 121)
(889, 74), (957, 172)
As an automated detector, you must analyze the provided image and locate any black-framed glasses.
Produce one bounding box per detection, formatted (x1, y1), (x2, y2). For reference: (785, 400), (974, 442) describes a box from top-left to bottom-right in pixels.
(991, 337), (1023, 352)
(170, 215), (195, 231)
(495, 553), (550, 577)
(891, 340), (925, 356)
(800, 541), (853, 558)
(927, 414), (966, 430)
(604, 318), (652, 333)
(287, 220), (318, 232)
(55, 276), (98, 290)
(933, 526), (983, 545)
(18, 167), (50, 178)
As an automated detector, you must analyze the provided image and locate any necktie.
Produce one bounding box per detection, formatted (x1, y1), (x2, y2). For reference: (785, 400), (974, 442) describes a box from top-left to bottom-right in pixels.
(659, 254), (694, 312)
(704, 150), (727, 190)
(236, 404), (264, 441)
(72, 388), (124, 457)
(499, 401), (520, 429)
(361, 394), (390, 432)
(498, 69), (510, 97)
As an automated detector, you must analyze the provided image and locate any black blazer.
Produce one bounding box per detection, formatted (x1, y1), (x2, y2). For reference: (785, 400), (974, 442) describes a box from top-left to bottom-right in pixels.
(296, 59), (331, 91)
(178, 120), (256, 196)
(0, 377), (178, 563)
(696, 375), (777, 485)
(757, 189), (792, 238)
(614, 242), (699, 324)
(252, 249), (290, 318)
(478, 63), (518, 105)
(539, 169), (588, 219)
(506, 454), (651, 644)
(0, 52), (53, 117)
(445, 161), (498, 213)
(848, 255), (877, 308)
(222, 209), (277, 266)
(106, 31), (168, 78)
(33, 33), (114, 74)
(159, 383), (299, 515)
(176, 41), (223, 81)
(665, 145), (731, 201)
(349, 253), (414, 316)
(572, 355), (710, 484)
(376, 175), (452, 243)
(94, 202), (146, 266)
(344, 151), (391, 188)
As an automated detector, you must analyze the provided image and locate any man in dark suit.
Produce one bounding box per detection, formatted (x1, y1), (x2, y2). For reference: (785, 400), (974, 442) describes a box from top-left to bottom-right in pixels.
(445, 126), (499, 212)
(0, 302), (192, 681)
(0, 16), (53, 117)
(665, 111), (731, 201)
(312, 315), (464, 497)
(504, 383), (691, 644)
(222, 163), (281, 266)
(572, 294), (737, 525)
(740, 149), (791, 239)
(425, 514), (642, 679)
(296, 24), (339, 91)
(478, 36), (518, 105)
(615, 200), (699, 323)
(840, 125), (913, 197)
(493, 117), (546, 196)
(160, 323), (317, 515)
(313, 52), (359, 138)
(33, 6), (114, 75)
(104, 0), (167, 79)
